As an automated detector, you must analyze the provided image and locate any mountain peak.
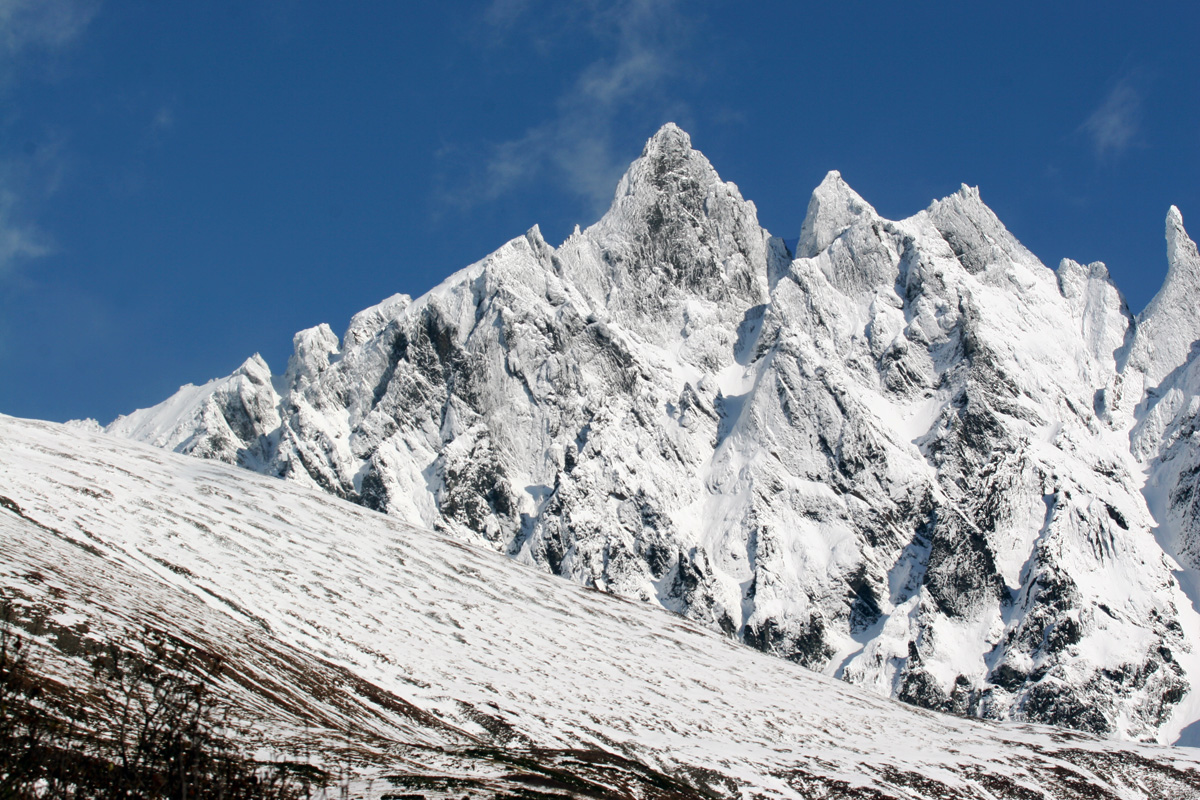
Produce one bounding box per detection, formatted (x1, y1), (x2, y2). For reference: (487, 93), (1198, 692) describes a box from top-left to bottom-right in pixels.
(1166, 205), (1196, 270)
(926, 183), (1036, 274)
(643, 121), (691, 154)
(233, 353), (273, 384)
(1124, 206), (1200, 389)
(1147, 205), (1200, 320)
(955, 183), (982, 201)
(630, 122), (712, 188)
(796, 170), (876, 259)
(284, 323), (339, 393)
(610, 123), (718, 208)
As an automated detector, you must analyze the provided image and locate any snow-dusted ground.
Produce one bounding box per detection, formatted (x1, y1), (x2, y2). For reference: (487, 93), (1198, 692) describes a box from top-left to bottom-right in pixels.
(2, 414), (1200, 799)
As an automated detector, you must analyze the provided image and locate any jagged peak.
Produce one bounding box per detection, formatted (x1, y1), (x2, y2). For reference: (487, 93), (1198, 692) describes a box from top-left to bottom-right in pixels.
(592, 124), (764, 265)
(928, 182), (992, 220)
(522, 223), (557, 269)
(926, 182), (1036, 275)
(1166, 205), (1198, 279)
(291, 322), (338, 350)
(643, 121), (692, 155)
(573, 122), (766, 315)
(956, 183), (981, 201)
(524, 223), (552, 254)
(611, 123), (722, 207)
(632, 123), (704, 183)
(343, 293), (411, 348)
(1144, 207), (1200, 321)
(1123, 206), (1200, 389)
(233, 354), (273, 384)
(1056, 258), (1112, 285)
(796, 170), (877, 259)
(284, 323), (339, 392)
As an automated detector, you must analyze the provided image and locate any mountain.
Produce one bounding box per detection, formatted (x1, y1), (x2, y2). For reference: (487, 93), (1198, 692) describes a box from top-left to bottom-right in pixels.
(4, 413), (1200, 799)
(103, 124), (1200, 745)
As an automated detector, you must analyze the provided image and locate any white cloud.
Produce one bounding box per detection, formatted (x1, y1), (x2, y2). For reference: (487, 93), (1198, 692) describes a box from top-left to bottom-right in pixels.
(0, 183), (49, 276)
(450, 0), (693, 215)
(1081, 76), (1142, 159)
(0, 0), (96, 68)
(0, 0), (94, 277)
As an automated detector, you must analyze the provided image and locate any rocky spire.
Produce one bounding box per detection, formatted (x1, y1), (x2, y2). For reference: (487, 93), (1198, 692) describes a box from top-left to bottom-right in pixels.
(796, 170), (876, 259)
(1166, 205), (1200, 291)
(1126, 206), (1200, 388)
(284, 324), (340, 394)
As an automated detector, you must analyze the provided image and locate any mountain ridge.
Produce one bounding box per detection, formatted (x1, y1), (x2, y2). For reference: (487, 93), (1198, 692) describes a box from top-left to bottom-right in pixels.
(99, 123), (1200, 745)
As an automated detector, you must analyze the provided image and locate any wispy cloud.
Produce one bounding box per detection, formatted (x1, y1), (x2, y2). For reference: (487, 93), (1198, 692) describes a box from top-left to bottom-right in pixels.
(0, 184), (49, 275)
(1081, 74), (1142, 159)
(0, 0), (97, 78)
(0, 0), (95, 278)
(445, 0), (694, 216)
(0, 137), (64, 277)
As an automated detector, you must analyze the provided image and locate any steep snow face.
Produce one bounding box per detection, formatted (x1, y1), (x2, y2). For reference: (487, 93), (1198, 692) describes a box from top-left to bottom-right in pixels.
(1055, 259), (1132, 410)
(5, 415), (1200, 799)
(105, 125), (1200, 744)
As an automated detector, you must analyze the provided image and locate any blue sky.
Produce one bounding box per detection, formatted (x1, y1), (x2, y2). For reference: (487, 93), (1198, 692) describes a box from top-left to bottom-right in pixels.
(0, 1), (1197, 423)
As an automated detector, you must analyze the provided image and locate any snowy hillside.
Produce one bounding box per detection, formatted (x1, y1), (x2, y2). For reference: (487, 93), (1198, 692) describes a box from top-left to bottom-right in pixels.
(104, 124), (1200, 745)
(4, 414), (1200, 799)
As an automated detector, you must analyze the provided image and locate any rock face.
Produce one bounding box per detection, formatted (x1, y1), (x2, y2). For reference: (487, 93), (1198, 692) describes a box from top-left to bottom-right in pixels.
(107, 124), (1200, 744)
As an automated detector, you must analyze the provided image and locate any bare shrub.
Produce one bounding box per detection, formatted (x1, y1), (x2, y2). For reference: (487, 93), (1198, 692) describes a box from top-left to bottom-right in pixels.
(0, 610), (320, 800)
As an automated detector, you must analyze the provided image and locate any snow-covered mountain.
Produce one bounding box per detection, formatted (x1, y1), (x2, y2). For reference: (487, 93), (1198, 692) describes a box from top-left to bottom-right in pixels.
(4, 413), (1200, 799)
(104, 124), (1200, 745)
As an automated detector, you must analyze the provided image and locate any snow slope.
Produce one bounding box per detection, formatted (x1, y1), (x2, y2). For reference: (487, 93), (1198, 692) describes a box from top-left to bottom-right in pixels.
(3, 413), (1200, 799)
(104, 124), (1200, 745)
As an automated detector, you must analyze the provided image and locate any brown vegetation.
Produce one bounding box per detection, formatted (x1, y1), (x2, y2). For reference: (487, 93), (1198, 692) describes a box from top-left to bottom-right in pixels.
(0, 614), (320, 800)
